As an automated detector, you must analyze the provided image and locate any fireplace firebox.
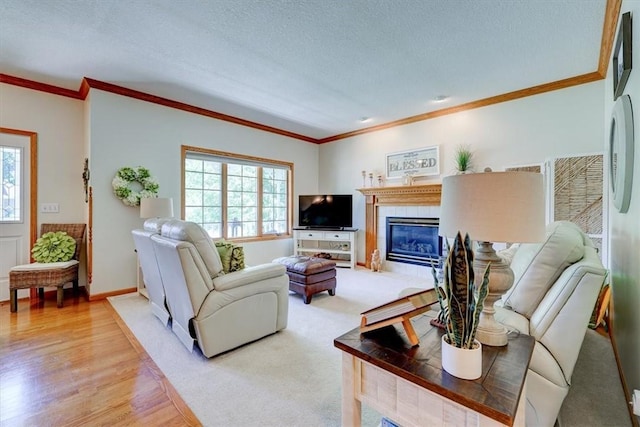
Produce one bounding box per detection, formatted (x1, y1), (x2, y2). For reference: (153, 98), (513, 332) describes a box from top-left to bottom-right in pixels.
(386, 217), (442, 267)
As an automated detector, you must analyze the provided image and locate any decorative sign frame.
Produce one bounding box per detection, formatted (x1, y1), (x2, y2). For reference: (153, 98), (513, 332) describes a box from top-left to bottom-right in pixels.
(503, 163), (543, 174)
(386, 146), (440, 179)
(613, 12), (632, 100)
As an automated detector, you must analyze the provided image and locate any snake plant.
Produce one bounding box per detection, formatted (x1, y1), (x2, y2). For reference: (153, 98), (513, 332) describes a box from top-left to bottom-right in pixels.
(432, 232), (490, 349)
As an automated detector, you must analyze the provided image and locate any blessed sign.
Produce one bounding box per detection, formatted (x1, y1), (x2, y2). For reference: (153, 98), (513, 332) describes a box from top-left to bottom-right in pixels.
(386, 146), (440, 179)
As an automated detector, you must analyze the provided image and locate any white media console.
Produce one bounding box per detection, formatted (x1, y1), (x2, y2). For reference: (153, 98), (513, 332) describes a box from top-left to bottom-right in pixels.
(293, 228), (357, 268)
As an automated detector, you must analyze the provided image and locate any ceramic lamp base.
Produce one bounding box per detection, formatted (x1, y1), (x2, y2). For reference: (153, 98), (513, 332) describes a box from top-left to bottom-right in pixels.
(474, 241), (514, 347)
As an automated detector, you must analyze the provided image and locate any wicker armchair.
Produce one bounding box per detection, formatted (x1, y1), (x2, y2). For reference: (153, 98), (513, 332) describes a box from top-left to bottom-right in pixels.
(9, 223), (86, 312)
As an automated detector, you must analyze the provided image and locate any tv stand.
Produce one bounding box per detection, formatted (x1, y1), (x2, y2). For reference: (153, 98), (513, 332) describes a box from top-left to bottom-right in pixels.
(293, 228), (357, 268)
(304, 226), (345, 230)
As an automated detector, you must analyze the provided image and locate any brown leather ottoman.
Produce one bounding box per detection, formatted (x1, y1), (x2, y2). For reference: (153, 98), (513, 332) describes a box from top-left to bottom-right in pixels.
(274, 256), (336, 304)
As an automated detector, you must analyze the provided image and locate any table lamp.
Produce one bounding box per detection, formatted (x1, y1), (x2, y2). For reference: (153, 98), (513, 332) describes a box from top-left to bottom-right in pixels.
(140, 197), (174, 219)
(439, 171), (545, 346)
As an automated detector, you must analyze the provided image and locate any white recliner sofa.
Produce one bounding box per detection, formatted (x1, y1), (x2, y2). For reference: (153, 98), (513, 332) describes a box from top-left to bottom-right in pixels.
(150, 219), (289, 358)
(495, 221), (607, 427)
(132, 218), (173, 325)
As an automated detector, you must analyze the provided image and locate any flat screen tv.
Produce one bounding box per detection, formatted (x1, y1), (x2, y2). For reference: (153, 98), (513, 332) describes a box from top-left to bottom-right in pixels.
(299, 194), (353, 229)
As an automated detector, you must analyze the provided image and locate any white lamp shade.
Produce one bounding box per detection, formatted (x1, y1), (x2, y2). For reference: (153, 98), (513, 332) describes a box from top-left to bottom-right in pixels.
(140, 197), (174, 218)
(439, 172), (545, 243)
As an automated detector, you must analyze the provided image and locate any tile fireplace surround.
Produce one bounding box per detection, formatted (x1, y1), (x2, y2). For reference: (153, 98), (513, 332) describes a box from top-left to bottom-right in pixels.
(357, 184), (441, 275)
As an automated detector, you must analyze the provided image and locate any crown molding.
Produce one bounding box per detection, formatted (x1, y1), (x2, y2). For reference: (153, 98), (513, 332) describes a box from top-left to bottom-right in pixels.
(0, 0), (620, 145)
(1, 69), (606, 145)
(81, 78), (318, 143)
(0, 74), (84, 99)
(319, 72), (604, 143)
(598, 0), (623, 77)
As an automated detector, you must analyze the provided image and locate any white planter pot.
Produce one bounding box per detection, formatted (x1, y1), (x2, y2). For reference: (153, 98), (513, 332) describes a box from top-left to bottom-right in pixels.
(441, 335), (482, 380)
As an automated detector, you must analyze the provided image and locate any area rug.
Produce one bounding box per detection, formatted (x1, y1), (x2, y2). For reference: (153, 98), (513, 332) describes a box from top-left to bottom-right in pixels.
(108, 268), (430, 427)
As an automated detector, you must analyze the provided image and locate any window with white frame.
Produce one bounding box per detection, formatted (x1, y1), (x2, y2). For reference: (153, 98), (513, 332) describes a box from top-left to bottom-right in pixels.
(183, 146), (291, 240)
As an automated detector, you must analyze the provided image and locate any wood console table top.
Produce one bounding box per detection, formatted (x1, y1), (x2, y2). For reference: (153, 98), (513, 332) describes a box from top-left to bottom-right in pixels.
(334, 313), (535, 426)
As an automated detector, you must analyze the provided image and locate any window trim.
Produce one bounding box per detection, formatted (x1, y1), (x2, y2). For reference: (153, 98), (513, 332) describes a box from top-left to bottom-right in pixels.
(181, 145), (293, 242)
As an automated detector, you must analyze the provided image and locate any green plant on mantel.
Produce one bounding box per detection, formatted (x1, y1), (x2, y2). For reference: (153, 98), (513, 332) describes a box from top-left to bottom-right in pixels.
(454, 145), (473, 173)
(432, 232), (490, 349)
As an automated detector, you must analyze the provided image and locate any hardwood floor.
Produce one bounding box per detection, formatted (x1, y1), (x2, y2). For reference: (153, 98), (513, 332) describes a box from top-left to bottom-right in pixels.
(0, 290), (201, 426)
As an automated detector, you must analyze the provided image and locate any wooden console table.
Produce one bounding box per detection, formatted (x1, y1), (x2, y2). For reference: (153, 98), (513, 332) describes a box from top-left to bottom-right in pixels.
(334, 313), (534, 427)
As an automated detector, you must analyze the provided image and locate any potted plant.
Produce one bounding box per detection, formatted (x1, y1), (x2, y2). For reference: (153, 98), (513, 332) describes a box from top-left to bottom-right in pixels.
(454, 145), (473, 174)
(432, 231), (490, 380)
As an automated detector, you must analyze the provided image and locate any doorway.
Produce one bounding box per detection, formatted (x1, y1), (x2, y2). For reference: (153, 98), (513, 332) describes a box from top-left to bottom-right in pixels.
(0, 128), (37, 302)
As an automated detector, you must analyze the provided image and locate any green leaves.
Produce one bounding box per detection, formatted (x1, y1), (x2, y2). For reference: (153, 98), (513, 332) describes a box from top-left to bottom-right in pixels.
(468, 265), (490, 346)
(433, 231), (490, 349)
(114, 186), (131, 198)
(116, 166), (137, 181)
(112, 166), (159, 206)
(31, 231), (76, 263)
(455, 145), (473, 172)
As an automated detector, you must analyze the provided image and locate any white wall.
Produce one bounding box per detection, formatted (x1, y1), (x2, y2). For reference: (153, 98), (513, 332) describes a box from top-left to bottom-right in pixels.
(605, 0), (640, 415)
(0, 84), (87, 300)
(0, 85), (86, 226)
(319, 81), (605, 264)
(87, 89), (319, 296)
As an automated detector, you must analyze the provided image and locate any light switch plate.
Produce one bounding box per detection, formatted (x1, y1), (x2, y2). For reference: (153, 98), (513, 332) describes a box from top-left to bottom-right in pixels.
(40, 203), (59, 213)
(633, 389), (640, 416)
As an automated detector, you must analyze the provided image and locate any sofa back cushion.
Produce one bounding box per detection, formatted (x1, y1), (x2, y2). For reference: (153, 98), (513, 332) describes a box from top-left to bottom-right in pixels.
(161, 220), (224, 278)
(143, 217), (172, 233)
(502, 221), (586, 318)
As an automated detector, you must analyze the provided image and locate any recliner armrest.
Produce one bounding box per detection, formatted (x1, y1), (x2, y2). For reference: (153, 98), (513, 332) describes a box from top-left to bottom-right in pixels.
(495, 305), (530, 335)
(213, 263), (286, 291)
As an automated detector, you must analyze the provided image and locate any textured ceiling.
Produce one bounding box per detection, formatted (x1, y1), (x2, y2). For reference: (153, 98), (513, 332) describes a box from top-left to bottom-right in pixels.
(0, 0), (607, 140)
